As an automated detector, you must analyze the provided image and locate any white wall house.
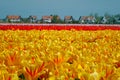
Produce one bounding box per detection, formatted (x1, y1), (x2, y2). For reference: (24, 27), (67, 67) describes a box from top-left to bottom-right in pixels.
(42, 16), (53, 23)
(79, 16), (96, 24)
(64, 16), (73, 23)
(6, 15), (21, 22)
(29, 16), (37, 23)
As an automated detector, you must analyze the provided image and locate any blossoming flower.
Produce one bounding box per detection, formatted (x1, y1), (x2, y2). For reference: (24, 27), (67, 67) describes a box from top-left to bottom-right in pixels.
(0, 30), (120, 79)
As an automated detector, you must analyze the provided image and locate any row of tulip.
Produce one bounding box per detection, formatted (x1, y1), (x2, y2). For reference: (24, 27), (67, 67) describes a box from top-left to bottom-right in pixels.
(0, 29), (120, 80)
(0, 24), (120, 30)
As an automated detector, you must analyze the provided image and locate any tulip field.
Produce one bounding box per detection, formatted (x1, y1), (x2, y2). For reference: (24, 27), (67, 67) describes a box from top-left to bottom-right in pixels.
(0, 24), (120, 80)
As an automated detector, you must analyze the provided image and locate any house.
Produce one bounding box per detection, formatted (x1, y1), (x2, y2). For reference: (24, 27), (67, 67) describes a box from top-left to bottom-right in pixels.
(79, 16), (96, 24)
(42, 16), (53, 23)
(101, 16), (110, 24)
(6, 15), (21, 23)
(64, 16), (73, 23)
(114, 16), (120, 23)
(29, 16), (37, 23)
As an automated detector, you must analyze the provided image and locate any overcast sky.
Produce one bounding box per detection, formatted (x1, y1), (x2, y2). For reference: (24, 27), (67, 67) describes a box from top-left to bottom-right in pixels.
(0, 0), (120, 19)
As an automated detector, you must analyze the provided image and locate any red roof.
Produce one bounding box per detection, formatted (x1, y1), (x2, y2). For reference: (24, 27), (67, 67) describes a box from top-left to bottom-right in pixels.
(7, 15), (21, 19)
(64, 16), (72, 20)
(42, 16), (53, 20)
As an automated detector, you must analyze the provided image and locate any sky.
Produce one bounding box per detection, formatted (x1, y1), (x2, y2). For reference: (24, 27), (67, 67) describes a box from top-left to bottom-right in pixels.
(0, 0), (120, 20)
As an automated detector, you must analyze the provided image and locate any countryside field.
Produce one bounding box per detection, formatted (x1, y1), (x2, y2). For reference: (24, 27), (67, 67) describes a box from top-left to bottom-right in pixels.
(0, 24), (120, 80)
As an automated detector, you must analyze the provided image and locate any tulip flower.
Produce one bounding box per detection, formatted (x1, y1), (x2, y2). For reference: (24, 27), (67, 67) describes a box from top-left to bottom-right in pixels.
(4, 52), (21, 66)
(0, 29), (120, 79)
(23, 62), (45, 80)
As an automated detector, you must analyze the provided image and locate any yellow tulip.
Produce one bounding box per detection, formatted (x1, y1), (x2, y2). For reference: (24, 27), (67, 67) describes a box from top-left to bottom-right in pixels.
(0, 30), (120, 79)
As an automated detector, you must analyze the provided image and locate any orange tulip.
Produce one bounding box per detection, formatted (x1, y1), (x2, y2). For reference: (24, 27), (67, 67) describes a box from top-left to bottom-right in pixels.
(4, 52), (21, 66)
(53, 57), (64, 65)
(23, 62), (45, 80)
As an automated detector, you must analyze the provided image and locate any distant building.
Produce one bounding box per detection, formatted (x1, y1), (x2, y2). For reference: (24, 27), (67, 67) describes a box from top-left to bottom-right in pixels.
(29, 15), (37, 23)
(79, 16), (96, 24)
(115, 16), (120, 23)
(101, 16), (110, 24)
(42, 16), (53, 23)
(6, 15), (21, 23)
(64, 16), (73, 23)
